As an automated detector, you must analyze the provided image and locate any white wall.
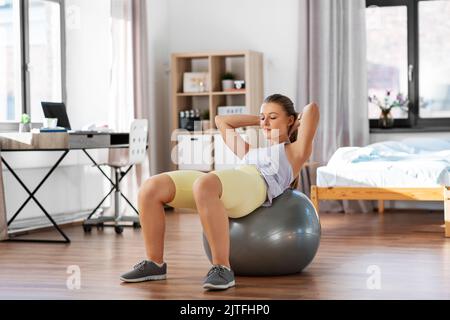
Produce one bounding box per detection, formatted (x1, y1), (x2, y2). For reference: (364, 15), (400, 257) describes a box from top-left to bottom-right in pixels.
(65, 0), (112, 130)
(167, 0), (300, 102)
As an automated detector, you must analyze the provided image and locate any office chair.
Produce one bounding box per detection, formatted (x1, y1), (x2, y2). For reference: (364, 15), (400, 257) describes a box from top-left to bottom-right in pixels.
(83, 119), (148, 234)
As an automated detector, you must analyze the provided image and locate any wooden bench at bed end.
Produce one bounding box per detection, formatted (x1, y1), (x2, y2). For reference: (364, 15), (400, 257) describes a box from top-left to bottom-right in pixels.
(310, 186), (450, 238)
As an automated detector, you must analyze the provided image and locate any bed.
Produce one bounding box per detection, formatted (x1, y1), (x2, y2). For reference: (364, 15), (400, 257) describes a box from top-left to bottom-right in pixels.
(310, 138), (450, 237)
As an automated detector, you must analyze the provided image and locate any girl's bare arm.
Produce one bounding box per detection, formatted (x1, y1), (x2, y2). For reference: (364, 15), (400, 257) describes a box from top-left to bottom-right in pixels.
(287, 103), (320, 174)
(215, 115), (260, 159)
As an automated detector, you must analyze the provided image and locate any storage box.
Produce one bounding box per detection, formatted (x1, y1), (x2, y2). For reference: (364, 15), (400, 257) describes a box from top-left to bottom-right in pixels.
(177, 134), (213, 171)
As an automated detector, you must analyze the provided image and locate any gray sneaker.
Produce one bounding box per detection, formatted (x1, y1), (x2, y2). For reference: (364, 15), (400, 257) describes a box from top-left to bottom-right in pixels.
(120, 260), (167, 283)
(203, 265), (235, 290)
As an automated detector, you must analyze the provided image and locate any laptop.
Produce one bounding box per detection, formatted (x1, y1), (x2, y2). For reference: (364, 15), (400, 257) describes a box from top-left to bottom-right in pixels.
(41, 102), (72, 130)
(41, 102), (107, 134)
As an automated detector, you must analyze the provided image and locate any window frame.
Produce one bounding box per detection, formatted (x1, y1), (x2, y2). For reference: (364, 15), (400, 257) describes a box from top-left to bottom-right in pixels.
(367, 0), (450, 131)
(0, 0), (66, 129)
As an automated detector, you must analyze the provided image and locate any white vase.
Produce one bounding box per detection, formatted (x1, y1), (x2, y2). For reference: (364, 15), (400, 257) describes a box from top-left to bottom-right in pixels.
(222, 80), (234, 91)
(19, 123), (31, 133)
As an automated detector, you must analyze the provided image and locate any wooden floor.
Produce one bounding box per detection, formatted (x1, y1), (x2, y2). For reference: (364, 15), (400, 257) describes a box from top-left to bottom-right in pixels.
(1, 209), (450, 300)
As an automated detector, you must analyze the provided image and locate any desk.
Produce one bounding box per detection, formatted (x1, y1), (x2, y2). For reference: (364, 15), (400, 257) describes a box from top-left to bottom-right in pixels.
(0, 132), (131, 244)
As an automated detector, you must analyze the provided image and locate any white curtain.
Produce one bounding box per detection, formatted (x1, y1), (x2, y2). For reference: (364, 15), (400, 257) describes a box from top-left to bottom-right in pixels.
(109, 0), (134, 132)
(131, 0), (152, 186)
(297, 0), (373, 213)
(108, 0), (151, 213)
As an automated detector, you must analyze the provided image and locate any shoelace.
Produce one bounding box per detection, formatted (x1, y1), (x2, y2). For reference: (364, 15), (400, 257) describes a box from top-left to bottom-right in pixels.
(134, 260), (147, 271)
(207, 265), (229, 279)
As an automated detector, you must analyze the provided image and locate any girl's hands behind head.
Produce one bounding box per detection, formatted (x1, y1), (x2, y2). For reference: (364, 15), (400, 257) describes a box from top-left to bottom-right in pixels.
(288, 112), (303, 138)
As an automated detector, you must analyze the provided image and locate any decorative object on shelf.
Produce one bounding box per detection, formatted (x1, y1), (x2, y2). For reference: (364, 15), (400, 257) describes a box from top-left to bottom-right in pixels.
(183, 72), (210, 93)
(368, 90), (409, 129)
(221, 72), (235, 91)
(379, 110), (394, 129)
(179, 110), (188, 130)
(234, 80), (246, 90)
(218, 106), (248, 116)
(194, 108), (202, 131)
(201, 109), (211, 131)
(179, 109), (202, 131)
(19, 114), (31, 133)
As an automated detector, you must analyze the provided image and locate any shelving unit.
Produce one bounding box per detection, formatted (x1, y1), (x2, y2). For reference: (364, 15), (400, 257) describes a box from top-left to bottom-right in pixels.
(170, 50), (264, 171)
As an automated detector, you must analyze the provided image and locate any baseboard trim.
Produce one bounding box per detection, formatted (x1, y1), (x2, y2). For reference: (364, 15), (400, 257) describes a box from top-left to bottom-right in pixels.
(7, 211), (90, 237)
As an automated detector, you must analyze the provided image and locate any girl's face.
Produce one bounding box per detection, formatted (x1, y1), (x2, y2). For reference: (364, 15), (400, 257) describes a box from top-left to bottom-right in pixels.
(260, 102), (294, 143)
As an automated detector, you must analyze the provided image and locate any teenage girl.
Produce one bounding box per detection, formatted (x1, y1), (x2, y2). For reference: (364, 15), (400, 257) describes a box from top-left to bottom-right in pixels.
(120, 94), (320, 291)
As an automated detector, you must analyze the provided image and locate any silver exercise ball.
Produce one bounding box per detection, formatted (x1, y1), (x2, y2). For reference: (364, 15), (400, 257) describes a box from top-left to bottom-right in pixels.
(203, 189), (321, 276)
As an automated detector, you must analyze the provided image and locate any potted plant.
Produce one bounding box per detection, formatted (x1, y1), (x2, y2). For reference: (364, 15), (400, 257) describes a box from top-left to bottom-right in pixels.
(368, 90), (409, 128)
(221, 72), (235, 92)
(19, 114), (31, 133)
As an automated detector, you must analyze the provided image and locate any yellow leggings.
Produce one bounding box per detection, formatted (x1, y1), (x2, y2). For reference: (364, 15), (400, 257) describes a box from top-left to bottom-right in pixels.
(163, 165), (268, 219)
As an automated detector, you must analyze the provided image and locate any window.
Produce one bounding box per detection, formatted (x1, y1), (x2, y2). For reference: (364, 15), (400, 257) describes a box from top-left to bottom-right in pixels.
(366, 0), (450, 129)
(0, 0), (64, 124)
(367, 5), (408, 120)
(418, 0), (450, 119)
(0, 0), (22, 122)
(29, 0), (63, 121)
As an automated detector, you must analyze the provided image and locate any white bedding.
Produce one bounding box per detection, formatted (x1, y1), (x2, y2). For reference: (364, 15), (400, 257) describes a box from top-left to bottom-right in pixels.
(317, 138), (450, 188)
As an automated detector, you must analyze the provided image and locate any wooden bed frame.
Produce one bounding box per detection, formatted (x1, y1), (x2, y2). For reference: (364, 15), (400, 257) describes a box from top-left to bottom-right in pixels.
(310, 186), (450, 238)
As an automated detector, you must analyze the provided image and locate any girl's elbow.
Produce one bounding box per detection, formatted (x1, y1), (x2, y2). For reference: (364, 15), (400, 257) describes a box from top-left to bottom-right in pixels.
(215, 115), (223, 126)
(307, 102), (320, 113)
(306, 103), (320, 124)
